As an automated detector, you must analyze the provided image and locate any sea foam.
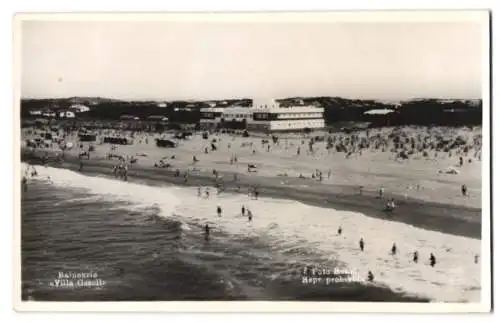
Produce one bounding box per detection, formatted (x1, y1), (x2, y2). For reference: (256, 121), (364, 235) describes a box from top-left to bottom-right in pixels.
(24, 164), (481, 302)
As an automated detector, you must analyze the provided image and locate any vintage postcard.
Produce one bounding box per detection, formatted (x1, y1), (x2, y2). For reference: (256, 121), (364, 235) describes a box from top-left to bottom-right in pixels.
(13, 11), (492, 312)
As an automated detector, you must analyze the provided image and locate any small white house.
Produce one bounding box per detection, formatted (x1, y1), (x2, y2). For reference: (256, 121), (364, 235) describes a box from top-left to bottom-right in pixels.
(69, 104), (90, 113)
(42, 110), (56, 118)
(59, 111), (76, 119)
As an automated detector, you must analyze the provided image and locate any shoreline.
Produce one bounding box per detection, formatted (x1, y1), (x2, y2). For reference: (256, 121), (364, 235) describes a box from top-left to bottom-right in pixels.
(21, 152), (481, 240)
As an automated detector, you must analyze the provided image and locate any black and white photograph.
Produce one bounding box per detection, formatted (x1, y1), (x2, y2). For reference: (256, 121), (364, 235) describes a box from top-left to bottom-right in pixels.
(13, 11), (492, 312)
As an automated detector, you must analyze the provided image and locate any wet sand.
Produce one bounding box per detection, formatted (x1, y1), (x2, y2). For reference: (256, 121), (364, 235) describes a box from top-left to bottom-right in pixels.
(21, 149), (481, 240)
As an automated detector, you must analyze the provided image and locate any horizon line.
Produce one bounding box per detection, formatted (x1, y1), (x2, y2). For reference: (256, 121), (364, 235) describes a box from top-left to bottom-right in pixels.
(19, 95), (483, 102)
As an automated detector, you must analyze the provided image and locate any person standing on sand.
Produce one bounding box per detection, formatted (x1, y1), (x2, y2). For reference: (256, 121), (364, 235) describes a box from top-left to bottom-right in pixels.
(205, 224), (210, 240)
(413, 251), (419, 263)
(205, 188), (210, 199)
(22, 176), (28, 192)
(217, 205), (222, 217)
(241, 205), (245, 216)
(429, 253), (436, 267)
(367, 271), (374, 282)
(461, 184), (468, 197)
(359, 238), (365, 251)
(123, 163), (128, 181)
(247, 208), (253, 222)
(337, 226), (342, 235)
(391, 243), (397, 255)
(379, 186), (384, 199)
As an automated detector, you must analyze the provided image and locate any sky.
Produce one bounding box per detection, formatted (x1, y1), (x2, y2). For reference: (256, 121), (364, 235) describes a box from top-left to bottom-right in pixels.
(20, 14), (487, 101)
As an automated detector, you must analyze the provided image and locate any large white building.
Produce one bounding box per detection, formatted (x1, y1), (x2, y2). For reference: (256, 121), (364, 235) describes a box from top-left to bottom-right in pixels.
(199, 99), (325, 131)
(247, 99), (324, 131)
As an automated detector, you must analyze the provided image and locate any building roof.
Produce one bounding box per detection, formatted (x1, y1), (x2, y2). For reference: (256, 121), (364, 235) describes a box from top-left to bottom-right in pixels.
(222, 107), (253, 114)
(251, 105), (324, 113)
(69, 104), (90, 110)
(364, 109), (395, 115)
(200, 107), (226, 113)
(120, 114), (137, 120)
(147, 115), (168, 120)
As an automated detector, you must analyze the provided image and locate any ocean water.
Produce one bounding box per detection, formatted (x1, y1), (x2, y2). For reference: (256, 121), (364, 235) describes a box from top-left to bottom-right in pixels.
(20, 164), (481, 302)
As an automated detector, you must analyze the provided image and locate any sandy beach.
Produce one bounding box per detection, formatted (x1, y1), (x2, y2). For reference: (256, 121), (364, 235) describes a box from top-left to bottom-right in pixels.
(21, 125), (482, 239)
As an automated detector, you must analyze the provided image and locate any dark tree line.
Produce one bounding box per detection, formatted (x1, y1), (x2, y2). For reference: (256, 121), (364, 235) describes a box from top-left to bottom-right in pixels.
(21, 97), (482, 127)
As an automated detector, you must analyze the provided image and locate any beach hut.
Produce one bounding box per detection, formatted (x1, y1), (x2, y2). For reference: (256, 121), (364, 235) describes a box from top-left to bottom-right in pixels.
(175, 132), (192, 140)
(79, 134), (97, 142)
(155, 139), (177, 148)
(103, 136), (132, 145)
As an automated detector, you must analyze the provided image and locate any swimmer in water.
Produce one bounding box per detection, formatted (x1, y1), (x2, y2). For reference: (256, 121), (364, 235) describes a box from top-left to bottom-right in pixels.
(413, 251), (419, 263)
(379, 186), (384, 199)
(217, 205), (222, 217)
(391, 243), (397, 255)
(367, 271), (374, 282)
(359, 238), (365, 251)
(429, 253), (436, 267)
(337, 226), (342, 235)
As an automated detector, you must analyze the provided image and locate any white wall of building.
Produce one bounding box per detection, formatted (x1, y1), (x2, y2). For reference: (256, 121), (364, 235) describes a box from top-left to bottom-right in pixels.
(222, 107), (252, 121)
(70, 104), (90, 113)
(59, 111), (76, 118)
(248, 119), (325, 131)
